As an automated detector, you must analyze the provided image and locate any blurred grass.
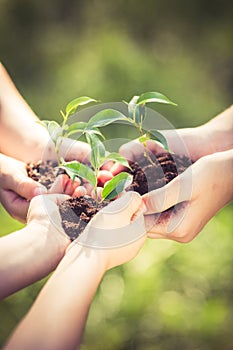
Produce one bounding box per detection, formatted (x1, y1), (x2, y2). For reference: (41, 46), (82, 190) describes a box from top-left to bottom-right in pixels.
(0, 0), (232, 349)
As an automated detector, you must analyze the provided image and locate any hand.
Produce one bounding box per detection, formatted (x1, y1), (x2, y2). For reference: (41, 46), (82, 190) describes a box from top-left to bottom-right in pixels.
(143, 150), (233, 243)
(0, 153), (47, 222)
(67, 191), (146, 270)
(27, 193), (71, 254)
(3, 192), (146, 349)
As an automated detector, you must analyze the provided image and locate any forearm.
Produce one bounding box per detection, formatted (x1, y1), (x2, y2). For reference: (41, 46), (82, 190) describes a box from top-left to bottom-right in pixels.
(0, 224), (66, 299)
(5, 245), (105, 350)
(0, 63), (56, 162)
(201, 105), (233, 154)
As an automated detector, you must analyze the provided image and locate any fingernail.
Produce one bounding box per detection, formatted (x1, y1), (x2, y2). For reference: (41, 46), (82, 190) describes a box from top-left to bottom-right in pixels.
(33, 185), (47, 196)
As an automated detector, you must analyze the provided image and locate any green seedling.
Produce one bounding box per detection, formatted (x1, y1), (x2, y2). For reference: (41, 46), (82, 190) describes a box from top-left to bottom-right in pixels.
(61, 133), (132, 203)
(78, 91), (177, 164)
(41, 96), (99, 160)
(41, 91), (176, 203)
(41, 96), (132, 203)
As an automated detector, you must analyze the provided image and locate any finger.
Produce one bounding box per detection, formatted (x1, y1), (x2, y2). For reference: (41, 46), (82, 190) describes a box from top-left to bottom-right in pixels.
(142, 167), (193, 214)
(101, 160), (114, 171)
(110, 163), (128, 176)
(0, 189), (29, 222)
(28, 193), (71, 222)
(72, 186), (87, 197)
(97, 170), (113, 186)
(145, 139), (167, 154)
(59, 138), (90, 163)
(64, 179), (76, 195)
(119, 140), (143, 160)
(49, 174), (69, 194)
(92, 192), (143, 229)
(4, 171), (47, 200)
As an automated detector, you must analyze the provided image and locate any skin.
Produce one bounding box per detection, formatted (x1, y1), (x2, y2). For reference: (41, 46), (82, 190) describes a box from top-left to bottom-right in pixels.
(0, 194), (70, 300)
(0, 63), (90, 221)
(3, 192), (146, 350)
(111, 106), (233, 242)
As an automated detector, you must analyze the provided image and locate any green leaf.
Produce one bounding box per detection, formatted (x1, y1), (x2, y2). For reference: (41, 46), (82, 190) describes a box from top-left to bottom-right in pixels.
(61, 161), (96, 187)
(41, 120), (62, 142)
(86, 133), (105, 169)
(66, 122), (88, 135)
(137, 92), (177, 106)
(88, 109), (127, 128)
(128, 95), (139, 120)
(105, 152), (130, 169)
(66, 122), (105, 139)
(148, 129), (169, 151)
(127, 95), (146, 124)
(102, 172), (133, 201)
(65, 96), (97, 116)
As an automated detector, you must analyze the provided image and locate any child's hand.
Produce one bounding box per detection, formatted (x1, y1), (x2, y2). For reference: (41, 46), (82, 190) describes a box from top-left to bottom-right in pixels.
(27, 193), (71, 253)
(67, 191), (146, 271)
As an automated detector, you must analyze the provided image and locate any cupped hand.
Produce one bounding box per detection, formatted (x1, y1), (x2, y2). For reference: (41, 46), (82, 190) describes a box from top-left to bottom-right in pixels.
(27, 193), (71, 253)
(68, 191), (147, 270)
(0, 153), (47, 222)
(143, 150), (233, 243)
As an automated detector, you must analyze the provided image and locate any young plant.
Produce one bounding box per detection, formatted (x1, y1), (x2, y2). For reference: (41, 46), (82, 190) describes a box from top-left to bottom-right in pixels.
(61, 134), (132, 203)
(41, 96), (132, 203)
(80, 91), (177, 164)
(41, 96), (99, 161)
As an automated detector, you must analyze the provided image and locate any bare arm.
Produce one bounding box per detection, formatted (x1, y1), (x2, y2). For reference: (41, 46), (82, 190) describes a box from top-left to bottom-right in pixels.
(4, 192), (146, 350)
(0, 63), (55, 162)
(0, 194), (70, 299)
(161, 105), (233, 161)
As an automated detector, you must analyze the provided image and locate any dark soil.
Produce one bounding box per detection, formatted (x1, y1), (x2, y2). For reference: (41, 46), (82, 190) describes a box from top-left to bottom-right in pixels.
(59, 197), (108, 241)
(27, 152), (192, 240)
(26, 160), (65, 190)
(127, 152), (191, 195)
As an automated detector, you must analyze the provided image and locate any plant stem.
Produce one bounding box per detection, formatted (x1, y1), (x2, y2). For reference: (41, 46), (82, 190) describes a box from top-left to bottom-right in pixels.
(137, 125), (155, 166)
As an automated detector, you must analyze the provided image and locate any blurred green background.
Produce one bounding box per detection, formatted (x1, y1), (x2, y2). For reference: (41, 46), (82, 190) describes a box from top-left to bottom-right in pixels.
(0, 0), (232, 349)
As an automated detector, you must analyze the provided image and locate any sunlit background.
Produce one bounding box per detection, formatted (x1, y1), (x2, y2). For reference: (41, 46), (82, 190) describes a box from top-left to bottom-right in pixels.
(0, 0), (232, 349)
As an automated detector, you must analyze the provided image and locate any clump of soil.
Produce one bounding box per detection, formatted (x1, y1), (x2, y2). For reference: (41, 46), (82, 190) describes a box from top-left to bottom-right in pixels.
(26, 160), (65, 190)
(127, 152), (191, 195)
(59, 197), (108, 241)
(27, 152), (192, 240)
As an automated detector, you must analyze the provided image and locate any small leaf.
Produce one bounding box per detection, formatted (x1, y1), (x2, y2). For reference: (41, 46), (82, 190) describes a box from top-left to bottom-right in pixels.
(102, 172), (133, 201)
(148, 129), (169, 151)
(128, 96), (146, 124)
(41, 120), (62, 142)
(66, 122), (105, 139)
(86, 128), (105, 139)
(65, 96), (97, 116)
(128, 95), (139, 120)
(88, 109), (127, 128)
(61, 161), (96, 187)
(137, 92), (177, 106)
(86, 133), (105, 169)
(66, 122), (88, 136)
(105, 152), (130, 169)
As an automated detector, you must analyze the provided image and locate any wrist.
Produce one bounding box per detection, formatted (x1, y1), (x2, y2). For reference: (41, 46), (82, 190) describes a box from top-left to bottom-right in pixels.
(27, 221), (70, 265)
(62, 243), (107, 275)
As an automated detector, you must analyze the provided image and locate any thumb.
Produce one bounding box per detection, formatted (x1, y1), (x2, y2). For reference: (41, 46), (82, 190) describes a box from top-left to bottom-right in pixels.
(142, 169), (192, 214)
(6, 171), (47, 200)
(91, 191), (143, 229)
